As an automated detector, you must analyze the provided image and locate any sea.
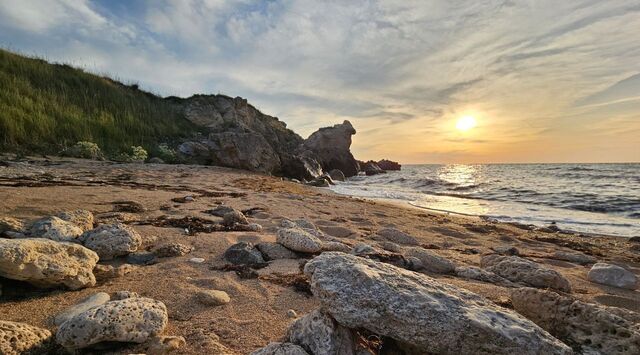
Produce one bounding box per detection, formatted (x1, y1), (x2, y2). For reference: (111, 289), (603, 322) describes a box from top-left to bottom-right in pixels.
(330, 164), (640, 238)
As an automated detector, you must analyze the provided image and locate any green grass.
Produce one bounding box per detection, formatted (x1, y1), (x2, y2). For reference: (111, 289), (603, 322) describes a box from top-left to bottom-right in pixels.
(0, 49), (199, 156)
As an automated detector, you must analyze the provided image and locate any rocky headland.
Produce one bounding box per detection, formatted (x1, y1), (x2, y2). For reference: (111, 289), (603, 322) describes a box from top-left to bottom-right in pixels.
(0, 157), (638, 354)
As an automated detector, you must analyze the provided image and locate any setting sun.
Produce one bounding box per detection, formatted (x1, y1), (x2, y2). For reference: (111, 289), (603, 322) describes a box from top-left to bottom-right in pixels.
(456, 116), (477, 131)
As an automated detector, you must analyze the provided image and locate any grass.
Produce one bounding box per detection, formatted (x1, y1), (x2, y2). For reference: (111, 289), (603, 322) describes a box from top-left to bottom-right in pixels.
(0, 49), (200, 156)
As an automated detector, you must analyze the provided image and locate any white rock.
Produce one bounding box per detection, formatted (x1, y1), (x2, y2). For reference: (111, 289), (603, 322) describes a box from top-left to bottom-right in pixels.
(405, 247), (456, 274)
(80, 223), (142, 260)
(0, 321), (52, 355)
(54, 292), (111, 325)
(304, 252), (572, 354)
(0, 238), (98, 289)
(56, 297), (168, 349)
(27, 216), (83, 242)
(251, 342), (310, 355)
(276, 227), (323, 253)
(286, 309), (355, 355)
(587, 263), (638, 290)
(481, 254), (572, 292)
(189, 257), (206, 263)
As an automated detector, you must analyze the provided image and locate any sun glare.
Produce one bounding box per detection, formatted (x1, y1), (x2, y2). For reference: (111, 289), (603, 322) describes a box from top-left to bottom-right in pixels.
(456, 116), (477, 131)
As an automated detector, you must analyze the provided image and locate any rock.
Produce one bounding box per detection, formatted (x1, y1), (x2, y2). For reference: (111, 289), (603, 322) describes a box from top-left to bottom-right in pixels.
(257, 242), (298, 260)
(455, 266), (515, 287)
(195, 131), (283, 173)
(373, 228), (419, 245)
(491, 245), (520, 256)
(0, 321), (52, 355)
(206, 205), (236, 217)
(321, 241), (352, 253)
(0, 217), (25, 236)
(56, 209), (94, 232)
(553, 251), (596, 265)
(222, 210), (249, 227)
(512, 288), (640, 354)
(154, 243), (193, 257)
(404, 256), (423, 271)
(196, 290), (231, 306)
(319, 225), (354, 238)
(378, 241), (402, 253)
(303, 120), (359, 177)
(80, 223), (142, 260)
(146, 335), (186, 354)
(27, 216), (83, 242)
(276, 227), (323, 253)
(377, 159), (401, 171)
(405, 247), (456, 274)
(305, 177), (330, 187)
(362, 161), (385, 176)
(481, 254), (572, 292)
(281, 149), (324, 181)
(224, 242), (265, 265)
(304, 253), (572, 354)
(113, 290), (140, 300)
(351, 243), (377, 256)
(587, 262), (638, 290)
(56, 297), (168, 350)
(189, 257), (205, 264)
(251, 342), (310, 355)
(93, 264), (135, 281)
(628, 236), (640, 243)
(287, 309), (298, 318)
(0, 238), (98, 289)
(328, 169), (346, 182)
(286, 309), (356, 355)
(127, 251), (157, 265)
(148, 157), (165, 164)
(54, 292), (111, 326)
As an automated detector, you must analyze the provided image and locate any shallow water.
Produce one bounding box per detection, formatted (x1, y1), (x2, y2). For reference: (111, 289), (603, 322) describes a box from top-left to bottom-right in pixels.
(330, 163), (640, 237)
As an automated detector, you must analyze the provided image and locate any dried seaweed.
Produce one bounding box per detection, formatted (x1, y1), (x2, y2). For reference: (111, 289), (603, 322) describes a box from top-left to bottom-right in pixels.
(258, 273), (312, 296)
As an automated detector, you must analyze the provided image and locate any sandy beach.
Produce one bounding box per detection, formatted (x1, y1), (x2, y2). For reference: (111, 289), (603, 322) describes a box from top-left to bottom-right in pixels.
(1, 157), (638, 354)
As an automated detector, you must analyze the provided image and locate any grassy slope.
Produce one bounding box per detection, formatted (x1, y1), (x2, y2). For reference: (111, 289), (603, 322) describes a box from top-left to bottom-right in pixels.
(0, 49), (198, 156)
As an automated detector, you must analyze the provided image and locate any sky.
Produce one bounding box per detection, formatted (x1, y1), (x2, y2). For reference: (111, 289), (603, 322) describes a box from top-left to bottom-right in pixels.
(0, 0), (639, 163)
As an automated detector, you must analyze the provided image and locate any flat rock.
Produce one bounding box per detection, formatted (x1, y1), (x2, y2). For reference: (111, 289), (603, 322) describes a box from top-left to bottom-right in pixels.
(0, 320), (53, 355)
(251, 342), (310, 355)
(405, 247), (456, 274)
(373, 228), (419, 245)
(286, 309), (355, 355)
(512, 288), (640, 354)
(276, 227), (323, 253)
(56, 209), (94, 232)
(56, 297), (168, 350)
(27, 216), (83, 242)
(206, 205), (235, 217)
(481, 254), (572, 292)
(587, 263), (637, 290)
(257, 242), (298, 260)
(224, 242), (265, 265)
(304, 252), (571, 354)
(154, 243), (193, 257)
(54, 292), (111, 326)
(196, 290), (231, 306)
(553, 251), (596, 265)
(80, 223), (142, 260)
(0, 238), (98, 289)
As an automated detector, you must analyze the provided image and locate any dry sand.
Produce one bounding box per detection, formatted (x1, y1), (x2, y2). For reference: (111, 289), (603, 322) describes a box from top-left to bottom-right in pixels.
(1, 157), (639, 354)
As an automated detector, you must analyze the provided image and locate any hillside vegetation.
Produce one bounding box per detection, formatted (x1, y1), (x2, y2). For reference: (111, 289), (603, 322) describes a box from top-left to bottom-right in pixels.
(0, 49), (199, 156)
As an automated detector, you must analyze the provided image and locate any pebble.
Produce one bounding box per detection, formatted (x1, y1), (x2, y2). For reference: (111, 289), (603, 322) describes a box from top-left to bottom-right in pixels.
(196, 290), (231, 306)
(286, 309), (298, 318)
(189, 257), (205, 264)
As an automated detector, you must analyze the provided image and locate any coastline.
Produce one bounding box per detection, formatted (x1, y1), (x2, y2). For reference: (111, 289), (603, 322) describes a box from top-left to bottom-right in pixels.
(0, 157), (638, 354)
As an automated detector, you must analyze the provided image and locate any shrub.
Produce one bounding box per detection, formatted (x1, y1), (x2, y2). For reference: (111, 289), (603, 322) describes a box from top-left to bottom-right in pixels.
(112, 146), (148, 163)
(63, 141), (104, 160)
(155, 143), (178, 163)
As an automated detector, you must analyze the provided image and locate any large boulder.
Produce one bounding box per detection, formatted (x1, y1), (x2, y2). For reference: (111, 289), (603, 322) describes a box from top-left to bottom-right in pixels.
(286, 309), (356, 355)
(587, 262), (638, 290)
(26, 216), (83, 242)
(303, 120), (359, 177)
(0, 238), (98, 289)
(304, 252), (571, 354)
(0, 321), (53, 355)
(512, 288), (640, 354)
(204, 132), (281, 173)
(80, 223), (142, 260)
(56, 297), (168, 350)
(281, 149), (324, 181)
(481, 254), (572, 292)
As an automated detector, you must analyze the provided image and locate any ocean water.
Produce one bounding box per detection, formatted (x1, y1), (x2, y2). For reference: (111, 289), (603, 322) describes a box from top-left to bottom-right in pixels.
(330, 164), (640, 238)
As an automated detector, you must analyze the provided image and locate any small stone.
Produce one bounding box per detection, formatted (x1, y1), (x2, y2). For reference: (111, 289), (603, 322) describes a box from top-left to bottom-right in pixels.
(146, 335), (186, 354)
(126, 251), (157, 265)
(196, 290), (231, 306)
(553, 251), (597, 265)
(257, 242), (298, 260)
(189, 257), (205, 264)
(81, 223), (142, 260)
(321, 241), (351, 253)
(277, 227), (323, 253)
(56, 209), (94, 232)
(378, 241), (402, 253)
(251, 342), (310, 355)
(405, 247), (456, 274)
(113, 290), (139, 300)
(184, 196), (195, 202)
(0, 321), (52, 355)
(223, 210), (249, 227)
(351, 243), (377, 256)
(491, 246), (520, 256)
(54, 292), (111, 326)
(154, 243), (193, 257)
(286, 309), (298, 318)
(373, 228), (419, 245)
(404, 256), (423, 271)
(223, 242), (265, 265)
(587, 262), (638, 290)
(27, 216), (83, 242)
(206, 205), (235, 217)
(93, 264), (135, 281)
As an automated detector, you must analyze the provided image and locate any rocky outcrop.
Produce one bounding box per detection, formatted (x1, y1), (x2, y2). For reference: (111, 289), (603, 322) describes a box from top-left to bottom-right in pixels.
(0, 321), (53, 355)
(303, 120), (359, 177)
(304, 252), (572, 354)
(512, 288), (640, 354)
(0, 238), (98, 289)
(587, 262), (637, 290)
(377, 159), (401, 171)
(361, 160), (385, 176)
(481, 254), (572, 292)
(56, 297), (168, 350)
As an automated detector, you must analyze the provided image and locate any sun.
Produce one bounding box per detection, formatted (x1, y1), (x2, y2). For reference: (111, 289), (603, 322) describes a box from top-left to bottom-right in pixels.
(456, 115), (477, 131)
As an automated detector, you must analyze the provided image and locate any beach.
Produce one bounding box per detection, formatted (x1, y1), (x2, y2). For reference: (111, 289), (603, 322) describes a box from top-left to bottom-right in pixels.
(1, 157), (639, 354)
